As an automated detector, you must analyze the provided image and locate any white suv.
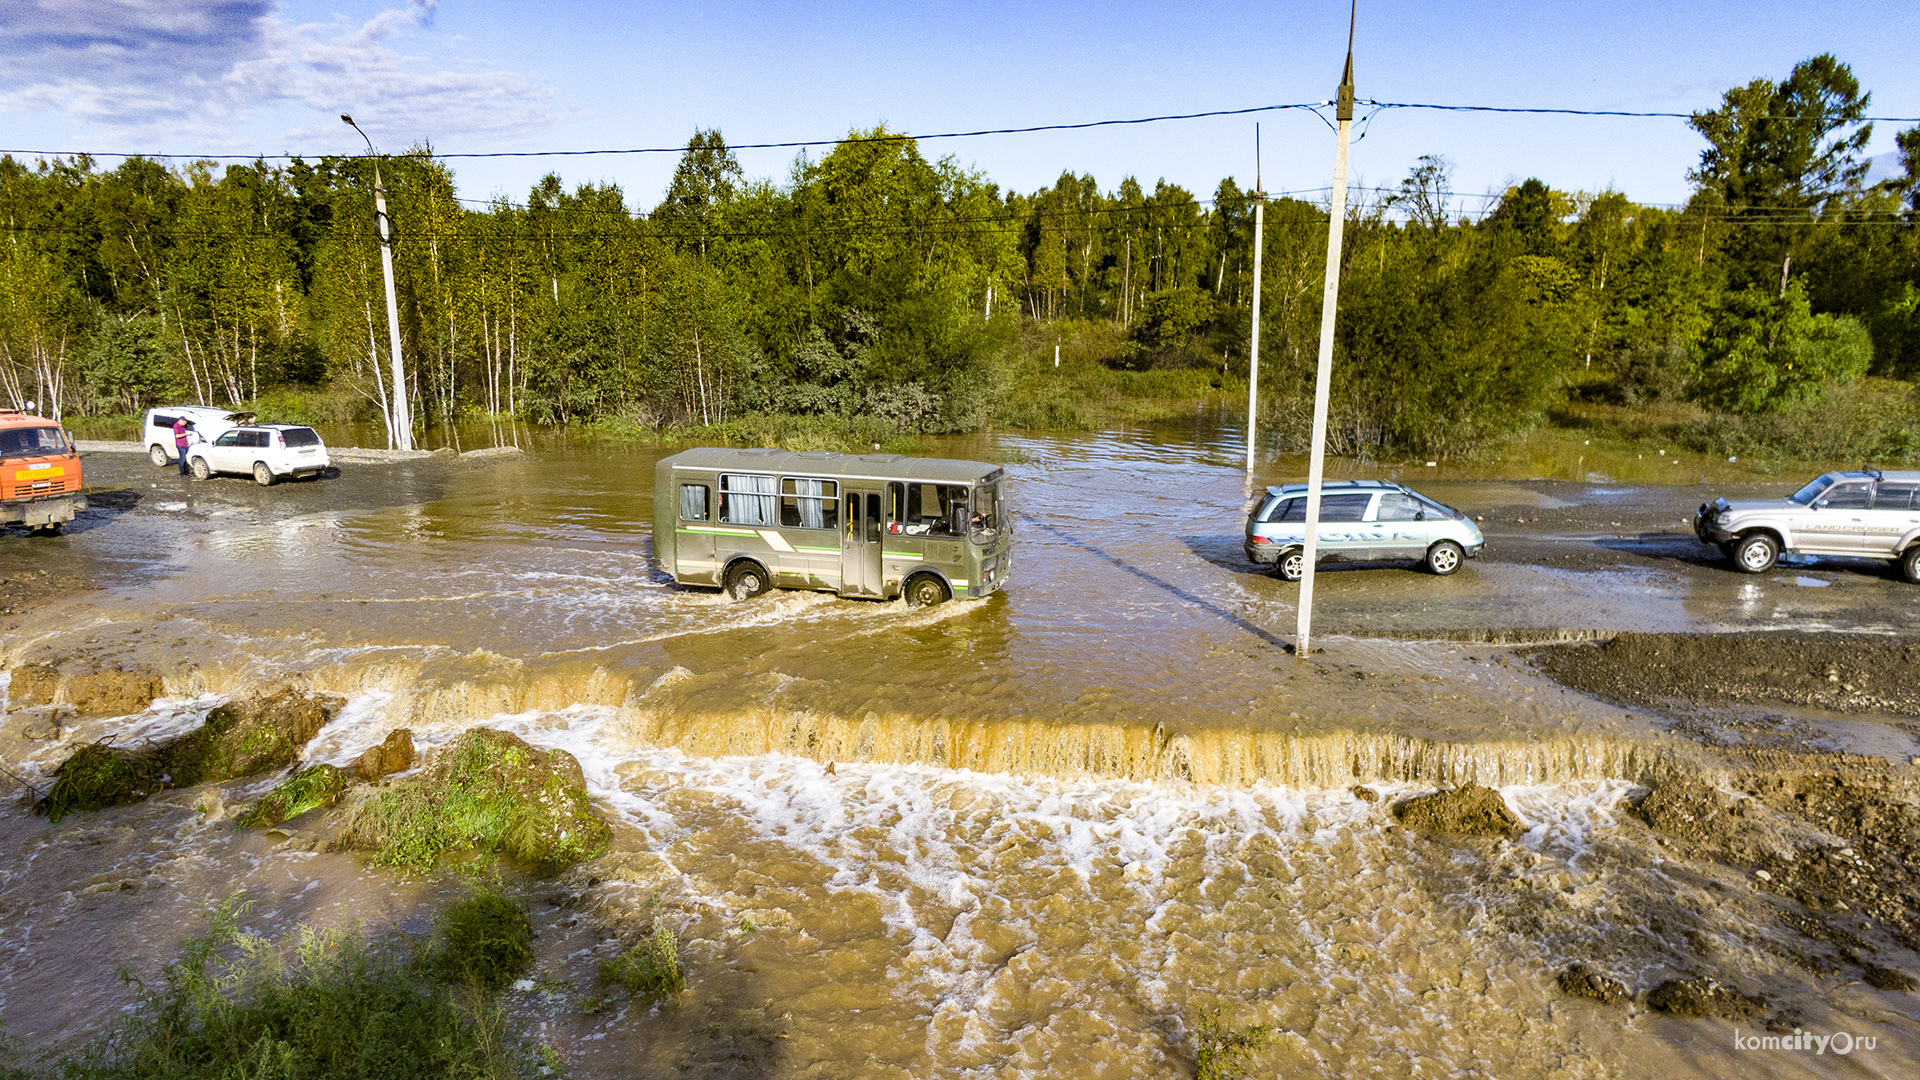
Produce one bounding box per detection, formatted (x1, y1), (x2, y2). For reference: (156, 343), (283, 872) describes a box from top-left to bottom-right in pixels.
(1695, 469), (1920, 580)
(142, 406), (254, 466)
(186, 424), (332, 485)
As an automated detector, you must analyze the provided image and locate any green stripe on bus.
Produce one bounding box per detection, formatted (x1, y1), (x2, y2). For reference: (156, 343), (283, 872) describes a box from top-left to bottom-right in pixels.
(678, 526), (760, 537)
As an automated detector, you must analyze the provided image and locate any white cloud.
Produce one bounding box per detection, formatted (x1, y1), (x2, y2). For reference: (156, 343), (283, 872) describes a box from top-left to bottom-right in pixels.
(0, 0), (560, 150)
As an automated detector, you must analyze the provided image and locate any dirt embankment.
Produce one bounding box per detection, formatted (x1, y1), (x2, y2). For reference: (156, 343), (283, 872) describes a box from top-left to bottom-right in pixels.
(1527, 632), (1920, 717)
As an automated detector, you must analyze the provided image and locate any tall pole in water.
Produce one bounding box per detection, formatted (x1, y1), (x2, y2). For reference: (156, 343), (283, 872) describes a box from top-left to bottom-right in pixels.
(342, 114), (414, 451)
(1296, 4), (1357, 657)
(1245, 125), (1265, 473)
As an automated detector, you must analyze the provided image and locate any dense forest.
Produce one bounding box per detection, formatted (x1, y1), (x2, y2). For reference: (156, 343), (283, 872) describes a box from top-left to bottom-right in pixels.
(2, 54), (1917, 458)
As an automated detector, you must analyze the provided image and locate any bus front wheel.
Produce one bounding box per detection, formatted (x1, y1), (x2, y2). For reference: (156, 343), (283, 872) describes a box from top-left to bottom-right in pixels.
(905, 574), (951, 608)
(725, 561), (772, 601)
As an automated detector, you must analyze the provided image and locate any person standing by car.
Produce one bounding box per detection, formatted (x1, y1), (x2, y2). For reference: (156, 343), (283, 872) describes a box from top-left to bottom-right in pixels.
(171, 417), (194, 476)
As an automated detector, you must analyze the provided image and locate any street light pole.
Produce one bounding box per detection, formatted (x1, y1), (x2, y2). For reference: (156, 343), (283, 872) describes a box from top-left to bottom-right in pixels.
(342, 114), (413, 451)
(1296, 4), (1358, 658)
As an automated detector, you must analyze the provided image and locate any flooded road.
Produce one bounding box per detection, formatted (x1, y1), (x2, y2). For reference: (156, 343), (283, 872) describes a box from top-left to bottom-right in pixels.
(4, 422), (1920, 1077)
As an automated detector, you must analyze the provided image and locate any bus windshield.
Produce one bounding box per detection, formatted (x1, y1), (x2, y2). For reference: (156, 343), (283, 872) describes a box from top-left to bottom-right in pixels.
(970, 481), (1001, 540)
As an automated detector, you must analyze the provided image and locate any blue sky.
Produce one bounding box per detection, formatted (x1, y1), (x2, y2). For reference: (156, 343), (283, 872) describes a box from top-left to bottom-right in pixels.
(3, 0), (1916, 214)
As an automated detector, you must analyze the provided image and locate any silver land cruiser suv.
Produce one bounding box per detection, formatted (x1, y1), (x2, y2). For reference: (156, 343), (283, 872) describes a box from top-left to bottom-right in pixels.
(1695, 469), (1920, 580)
(1246, 480), (1485, 580)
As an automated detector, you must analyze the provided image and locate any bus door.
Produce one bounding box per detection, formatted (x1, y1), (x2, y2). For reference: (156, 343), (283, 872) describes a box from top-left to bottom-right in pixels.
(841, 487), (884, 597)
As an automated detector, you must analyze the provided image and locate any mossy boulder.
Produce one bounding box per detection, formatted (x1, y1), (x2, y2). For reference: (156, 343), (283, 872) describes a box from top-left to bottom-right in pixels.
(1392, 782), (1525, 839)
(340, 727), (610, 875)
(237, 764), (351, 829)
(6, 660), (164, 716)
(352, 729), (415, 781)
(35, 688), (345, 822)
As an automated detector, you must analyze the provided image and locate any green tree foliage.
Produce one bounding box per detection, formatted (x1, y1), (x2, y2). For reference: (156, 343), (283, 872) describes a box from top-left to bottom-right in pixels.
(1693, 281), (1872, 413)
(0, 52), (1915, 459)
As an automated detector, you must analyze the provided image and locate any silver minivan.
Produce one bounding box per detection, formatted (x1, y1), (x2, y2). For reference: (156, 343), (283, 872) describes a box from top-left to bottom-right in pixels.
(1245, 480), (1485, 579)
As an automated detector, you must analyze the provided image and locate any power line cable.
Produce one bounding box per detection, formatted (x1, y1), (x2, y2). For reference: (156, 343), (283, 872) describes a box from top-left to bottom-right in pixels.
(7, 98), (1914, 164)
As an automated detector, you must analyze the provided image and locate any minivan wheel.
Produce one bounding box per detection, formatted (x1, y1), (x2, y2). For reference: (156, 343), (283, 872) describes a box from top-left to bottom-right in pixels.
(253, 462), (276, 487)
(189, 456), (211, 481)
(1900, 545), (1920, 585)
(905, 574), (951, 608)
(1426, 540), (1464, 576)
(1733, 533), (1779, 574)
(725, 561), (771, 600)
(148, 444), (170, 467)
(1275, 549), (1305, 582)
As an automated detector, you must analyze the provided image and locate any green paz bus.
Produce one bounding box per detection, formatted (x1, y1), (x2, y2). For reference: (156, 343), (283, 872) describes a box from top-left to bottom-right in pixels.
(653, 448), (1011, 606)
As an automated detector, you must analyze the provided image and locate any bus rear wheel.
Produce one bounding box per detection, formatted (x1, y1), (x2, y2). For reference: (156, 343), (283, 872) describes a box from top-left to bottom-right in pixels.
(905, 574), (951, 608)
(725, 561), (771, 601)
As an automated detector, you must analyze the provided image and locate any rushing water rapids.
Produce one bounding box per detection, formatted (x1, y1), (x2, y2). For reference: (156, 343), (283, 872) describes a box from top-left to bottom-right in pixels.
(3, 424), (1920, 1077)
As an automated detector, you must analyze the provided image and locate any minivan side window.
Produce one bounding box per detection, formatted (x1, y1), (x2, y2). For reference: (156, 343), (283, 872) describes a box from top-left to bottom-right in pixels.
(679, 484), (710, 521)
(214, 431), (242, 446)
(1319, 493), (1373, 522)
(1375, 493), (1424, 521)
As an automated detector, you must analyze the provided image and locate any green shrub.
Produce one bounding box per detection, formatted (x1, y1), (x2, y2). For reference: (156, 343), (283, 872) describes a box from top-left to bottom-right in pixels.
(1193, 1004), (1273, 1080)
(598, 924), (687, 1000)
(428, 892), (535, 992)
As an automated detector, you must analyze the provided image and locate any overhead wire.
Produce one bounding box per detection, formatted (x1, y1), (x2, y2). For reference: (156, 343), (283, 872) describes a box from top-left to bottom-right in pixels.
(4, 98), (1915, 164)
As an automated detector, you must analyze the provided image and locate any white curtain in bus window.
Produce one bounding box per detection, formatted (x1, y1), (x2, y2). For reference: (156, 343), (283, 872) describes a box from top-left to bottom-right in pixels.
(679, 484), (709, 521)
(781, 477), (837, 529)
(720, 473), (777, 525)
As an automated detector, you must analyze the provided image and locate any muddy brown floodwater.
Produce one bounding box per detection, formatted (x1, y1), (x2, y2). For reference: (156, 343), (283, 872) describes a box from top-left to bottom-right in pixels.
(4, 421), (1920, 1078)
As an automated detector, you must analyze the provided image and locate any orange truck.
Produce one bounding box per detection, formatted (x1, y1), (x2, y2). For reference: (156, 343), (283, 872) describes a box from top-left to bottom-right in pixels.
(1, 407), (86, 533)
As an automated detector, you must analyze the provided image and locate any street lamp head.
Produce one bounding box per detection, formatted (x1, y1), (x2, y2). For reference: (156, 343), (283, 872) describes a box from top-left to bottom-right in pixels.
(340, 113), (353, 125)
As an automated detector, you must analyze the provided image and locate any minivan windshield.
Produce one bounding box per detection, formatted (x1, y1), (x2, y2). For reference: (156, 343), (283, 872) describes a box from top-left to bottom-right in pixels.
(1790, 475), (1838, 505)
(0, 425), (67, 460)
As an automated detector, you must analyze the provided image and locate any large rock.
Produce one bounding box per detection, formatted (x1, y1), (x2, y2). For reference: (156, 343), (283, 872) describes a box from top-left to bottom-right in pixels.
(1646, 976), (1765, 1019)
(35, 688), (344, 822)
(1392, 782), (1525, 838)
(340, 727), (610, 875)
(352, 729), (415, 781)
(1556, 963), (1629, 1005)
(6, 660), (164, 716)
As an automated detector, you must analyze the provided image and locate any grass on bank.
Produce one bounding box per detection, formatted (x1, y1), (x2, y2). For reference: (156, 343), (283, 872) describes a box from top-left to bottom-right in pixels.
(4, 899), (552, 1080)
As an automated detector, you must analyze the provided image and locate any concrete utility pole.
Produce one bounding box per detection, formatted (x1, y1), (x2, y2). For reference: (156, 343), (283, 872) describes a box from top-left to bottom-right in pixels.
(1246, 125), (1265, 473)
(1296, 4), (1358, 658)
(342, 114), (414, 451)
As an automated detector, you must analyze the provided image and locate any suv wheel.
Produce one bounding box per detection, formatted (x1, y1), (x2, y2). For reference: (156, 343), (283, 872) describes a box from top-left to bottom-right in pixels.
(148, 444), (170, 467)
(253, 462), (276, 487)
(189, 456), (211, 481)
(1901, 546), (1920, 585)
(1425, 540), (1464, 576)
(1275, 549), (1305, 581)
(1733, 533), (1779, 574)
(725, 561), (771, 601)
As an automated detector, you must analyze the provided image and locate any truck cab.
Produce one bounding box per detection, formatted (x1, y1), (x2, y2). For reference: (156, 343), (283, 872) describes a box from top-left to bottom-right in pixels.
(1, 408), (87, 533)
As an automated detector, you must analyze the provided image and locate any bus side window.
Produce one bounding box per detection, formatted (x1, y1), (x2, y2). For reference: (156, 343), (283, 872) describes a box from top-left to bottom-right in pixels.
(888, 482), (905, 533)
(679, 484), (709, 522)
(866, 493), (882, 542)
